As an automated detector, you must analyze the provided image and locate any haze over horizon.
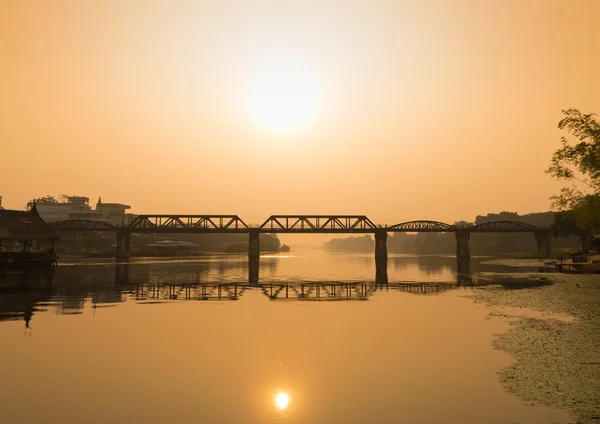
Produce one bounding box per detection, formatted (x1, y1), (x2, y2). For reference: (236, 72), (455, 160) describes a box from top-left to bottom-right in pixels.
(2, 0), (599, 226)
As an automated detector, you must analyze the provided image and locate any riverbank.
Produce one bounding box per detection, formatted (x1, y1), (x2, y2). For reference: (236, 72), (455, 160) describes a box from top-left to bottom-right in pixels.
(479, 258), (556, 267)
(470, 273), (600, 424)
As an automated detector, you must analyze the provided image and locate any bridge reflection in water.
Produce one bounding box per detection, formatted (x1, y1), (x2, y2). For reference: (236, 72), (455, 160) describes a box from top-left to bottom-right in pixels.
(0, 265), (456, 330)
(115, 260), (456, 303)
(131, 280), (453, 303)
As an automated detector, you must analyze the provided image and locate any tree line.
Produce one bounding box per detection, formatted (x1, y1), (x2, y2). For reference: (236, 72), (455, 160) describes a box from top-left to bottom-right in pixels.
(323, 211), (585, 256)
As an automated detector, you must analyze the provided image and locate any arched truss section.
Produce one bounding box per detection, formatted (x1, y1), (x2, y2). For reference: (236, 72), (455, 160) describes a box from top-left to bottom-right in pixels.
(387, 220), (457, 232)
(50, 219), (118, 231)
(259, 215), (377, 233)
(127, 215), (249, 232)
(470, 221), (541, 232)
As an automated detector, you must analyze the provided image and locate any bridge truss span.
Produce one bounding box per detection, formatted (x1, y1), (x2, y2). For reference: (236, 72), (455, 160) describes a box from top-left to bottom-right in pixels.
(470, 220), (541, 232)
(259, 215), (377, 233)
(50, 219), (118, 232)
(126, 215), (249, 233)
(387, 220), (457, 232)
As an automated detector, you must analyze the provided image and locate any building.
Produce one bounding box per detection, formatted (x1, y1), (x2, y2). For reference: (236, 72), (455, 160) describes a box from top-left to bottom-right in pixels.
(26, 195), (136, 226)
(95, 197), (134, 226)
(0, 204), (58, 251)
(0, 205), (58, 273)
(26, 196), (94, 222)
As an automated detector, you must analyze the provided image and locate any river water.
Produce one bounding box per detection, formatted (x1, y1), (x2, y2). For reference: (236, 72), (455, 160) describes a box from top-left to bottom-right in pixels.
(0, 251), (570, 424)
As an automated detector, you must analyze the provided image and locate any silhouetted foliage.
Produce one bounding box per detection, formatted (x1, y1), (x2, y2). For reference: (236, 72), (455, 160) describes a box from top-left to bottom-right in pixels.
(546, 109), (600, 231)
(551, 212), (595, 251)
(27, 194), (88, 207)
(224, 242), (248, 253)
(553, 212), (581, 239)
(323, 235), (373, 253)
(29, 195), (58, 204)
(55, 232), (282, 255)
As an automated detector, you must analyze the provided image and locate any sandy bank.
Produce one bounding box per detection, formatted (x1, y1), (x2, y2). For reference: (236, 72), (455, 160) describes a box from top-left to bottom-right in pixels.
(470, 274), (600, 423)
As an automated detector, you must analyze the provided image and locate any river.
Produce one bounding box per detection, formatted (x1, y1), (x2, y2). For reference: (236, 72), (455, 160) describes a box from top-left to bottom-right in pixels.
(0, 251), (570, 423)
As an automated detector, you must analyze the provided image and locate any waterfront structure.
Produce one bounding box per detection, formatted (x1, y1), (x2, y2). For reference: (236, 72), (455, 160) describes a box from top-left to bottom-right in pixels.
(0, 205), (58, 271)
(26, 196), (94, 222)
(145, 240), (201, 256)
(26, 195), (135, 226)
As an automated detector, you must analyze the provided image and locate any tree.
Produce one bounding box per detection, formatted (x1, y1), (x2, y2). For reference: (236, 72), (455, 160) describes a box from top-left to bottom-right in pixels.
(546, 109), (600, 232)
(552, 211), (590, 251)
(453, 220), (473, 228)
(29, 195), (58, 204)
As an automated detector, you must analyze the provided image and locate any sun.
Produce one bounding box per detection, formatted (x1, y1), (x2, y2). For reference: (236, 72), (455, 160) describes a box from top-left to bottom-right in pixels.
(247, 61), (322, 135)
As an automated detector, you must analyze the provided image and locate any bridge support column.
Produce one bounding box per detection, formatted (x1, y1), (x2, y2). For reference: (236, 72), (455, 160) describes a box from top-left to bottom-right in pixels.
(248, 229), (260, 260)
(249, 257), (259, 285)
(455, 230), (471, 278)
(115, 262), (130, 285)
(534, 230), (551, 256)
(116, 231), (131, 262)
(375, 230), (388, 283)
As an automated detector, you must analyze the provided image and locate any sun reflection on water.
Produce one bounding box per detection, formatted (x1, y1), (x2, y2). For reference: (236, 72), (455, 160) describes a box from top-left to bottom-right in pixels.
(274, 390), (290, 410)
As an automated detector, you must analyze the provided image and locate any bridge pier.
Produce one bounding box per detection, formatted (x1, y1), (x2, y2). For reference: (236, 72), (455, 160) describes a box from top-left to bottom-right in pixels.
(375, 230), (388, 283)
(116, 231), (131, 262)
(534, 230), (551, 256)
(248, 229), (260, 260)
(115, 262), (130, 285)
(249, 258), (259, 285)
(455, 230), (471, 277)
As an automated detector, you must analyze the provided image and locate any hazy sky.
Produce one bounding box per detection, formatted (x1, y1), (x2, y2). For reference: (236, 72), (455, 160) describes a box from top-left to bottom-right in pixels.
(1, 0), (599, 226)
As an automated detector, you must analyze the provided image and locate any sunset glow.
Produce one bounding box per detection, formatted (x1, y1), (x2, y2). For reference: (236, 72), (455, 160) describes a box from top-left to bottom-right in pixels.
(0, 1), (598, 424)
(247, 61), (322, 135)
(0, 1), (599, 230)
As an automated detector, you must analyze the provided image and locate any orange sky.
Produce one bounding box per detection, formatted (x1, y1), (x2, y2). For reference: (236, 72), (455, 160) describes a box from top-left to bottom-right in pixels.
(1, 0), (599, 226)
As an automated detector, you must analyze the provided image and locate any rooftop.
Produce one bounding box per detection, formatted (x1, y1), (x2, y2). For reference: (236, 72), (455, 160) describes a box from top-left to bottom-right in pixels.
(97, 203), (131, 209)
(0, 205), (58, 241)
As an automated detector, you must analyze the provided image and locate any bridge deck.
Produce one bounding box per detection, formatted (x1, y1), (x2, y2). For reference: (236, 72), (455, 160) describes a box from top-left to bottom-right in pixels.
(49, 217), (550, 233)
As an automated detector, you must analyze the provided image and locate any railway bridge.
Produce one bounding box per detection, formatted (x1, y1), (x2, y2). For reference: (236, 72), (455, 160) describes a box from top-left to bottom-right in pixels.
(50, 215), (552, 278)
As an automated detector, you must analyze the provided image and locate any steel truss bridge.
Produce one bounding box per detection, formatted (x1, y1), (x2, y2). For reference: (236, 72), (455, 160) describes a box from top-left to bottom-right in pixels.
(50, 215), (552, 277)
(49, 216), (548, 234)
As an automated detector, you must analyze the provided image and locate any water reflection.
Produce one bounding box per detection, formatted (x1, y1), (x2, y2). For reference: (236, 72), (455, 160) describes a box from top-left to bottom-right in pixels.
(0, 253), (569, 424)
(0, 269), (456, 329)
(0, 252), (554, 330)
(274, 391), (290, 410)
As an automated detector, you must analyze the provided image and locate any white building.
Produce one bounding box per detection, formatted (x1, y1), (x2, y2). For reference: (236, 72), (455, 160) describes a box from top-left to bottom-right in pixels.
(95, 197), (135, 226)
(27, 196), (93, 222)
(27, 196), (136, 226)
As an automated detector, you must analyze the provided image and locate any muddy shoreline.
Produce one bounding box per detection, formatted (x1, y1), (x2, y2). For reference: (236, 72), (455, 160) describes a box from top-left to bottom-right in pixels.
(470, 273), (600, 424)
